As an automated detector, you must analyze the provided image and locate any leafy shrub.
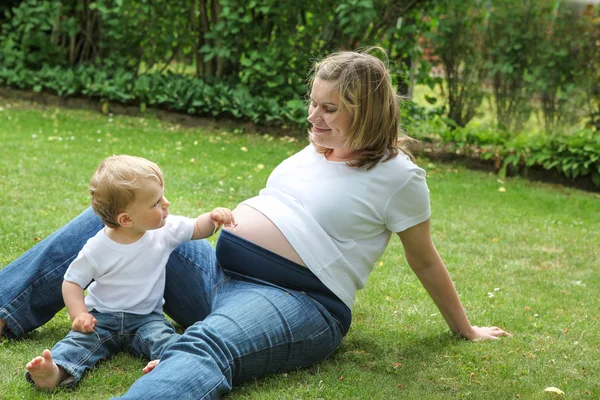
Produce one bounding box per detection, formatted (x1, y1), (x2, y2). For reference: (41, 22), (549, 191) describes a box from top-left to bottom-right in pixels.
(443, 125), (600, 186)
(0, 64), (303, 124)
(426, 0), (487, 128)
(400, 99), (447, 142)
(503, 129), (600, 185)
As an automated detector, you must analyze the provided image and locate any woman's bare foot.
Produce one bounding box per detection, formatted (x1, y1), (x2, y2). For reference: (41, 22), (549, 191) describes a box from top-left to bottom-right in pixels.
(142, 359), (160, 374)
(26, 349), (64, 390)
(0, 318), (6, 337)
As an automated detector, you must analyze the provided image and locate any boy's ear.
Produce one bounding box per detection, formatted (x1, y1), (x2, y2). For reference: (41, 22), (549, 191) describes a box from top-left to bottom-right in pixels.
(117, 212), (133, 227)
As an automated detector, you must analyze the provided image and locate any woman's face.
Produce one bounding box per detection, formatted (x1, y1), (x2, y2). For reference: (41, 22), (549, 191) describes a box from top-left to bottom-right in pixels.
(307, 78), (353, 151)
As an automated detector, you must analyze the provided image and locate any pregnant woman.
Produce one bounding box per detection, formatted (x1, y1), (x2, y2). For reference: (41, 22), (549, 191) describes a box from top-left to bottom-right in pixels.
(0, 48), (510, 399)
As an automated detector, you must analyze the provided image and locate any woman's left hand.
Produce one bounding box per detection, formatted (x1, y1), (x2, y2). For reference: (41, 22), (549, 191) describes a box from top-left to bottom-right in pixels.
(462, 326), (512, 341)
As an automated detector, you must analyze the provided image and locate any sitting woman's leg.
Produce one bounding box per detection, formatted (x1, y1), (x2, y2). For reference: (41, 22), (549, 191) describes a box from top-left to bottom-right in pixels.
(163, 239), (224, 328)
(115, 277), (344, 399)
(0, 208), (103, 339)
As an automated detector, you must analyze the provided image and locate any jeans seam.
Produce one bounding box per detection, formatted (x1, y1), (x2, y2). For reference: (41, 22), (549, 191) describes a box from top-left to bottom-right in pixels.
(71, 331), (120, 367)
(175, 251), (226, 309)
(131, 331), (151, 357)
(304, 295), (345, 335)
(230, 328), (337, 378)
(199, 372), (231, 400)
(120, 312), (125, 336)
(130, 328), (168, 359)
(229, 315), (340, 375)
(177, 250), (220, 289)
(211, 275), (230, 303)
(0, 306), (24, 337)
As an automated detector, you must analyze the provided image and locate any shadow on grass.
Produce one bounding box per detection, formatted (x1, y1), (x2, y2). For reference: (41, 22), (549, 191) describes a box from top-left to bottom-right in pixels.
(328, 329), (459, 375)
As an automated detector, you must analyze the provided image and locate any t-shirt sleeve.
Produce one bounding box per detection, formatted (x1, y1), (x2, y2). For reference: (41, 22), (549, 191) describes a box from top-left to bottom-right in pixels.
(63, 248), (97, 289)
(162, 215), (195, 249)
(384, 169), (431, 233)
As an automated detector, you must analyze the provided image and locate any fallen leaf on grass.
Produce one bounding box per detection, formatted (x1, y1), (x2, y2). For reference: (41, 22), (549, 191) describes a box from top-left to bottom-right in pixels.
(544, 387), (564, 395)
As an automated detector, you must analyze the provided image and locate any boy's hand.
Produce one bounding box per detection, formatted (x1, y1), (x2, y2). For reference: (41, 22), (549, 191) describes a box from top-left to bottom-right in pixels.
(210, 207), (236, 233)
(72, 312), (98, 333)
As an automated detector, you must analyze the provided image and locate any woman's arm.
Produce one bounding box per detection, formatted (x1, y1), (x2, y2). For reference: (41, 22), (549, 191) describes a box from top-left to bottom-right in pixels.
(397, 219), (510, 341)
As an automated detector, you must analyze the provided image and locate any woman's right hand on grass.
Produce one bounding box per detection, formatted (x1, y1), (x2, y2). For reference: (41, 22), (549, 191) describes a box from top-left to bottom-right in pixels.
(72, 312), (98, 333)
(461, 325), (512, 341)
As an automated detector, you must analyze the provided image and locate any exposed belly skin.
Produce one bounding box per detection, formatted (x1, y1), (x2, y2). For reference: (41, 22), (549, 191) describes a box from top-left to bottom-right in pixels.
(224, 204), (306, 267)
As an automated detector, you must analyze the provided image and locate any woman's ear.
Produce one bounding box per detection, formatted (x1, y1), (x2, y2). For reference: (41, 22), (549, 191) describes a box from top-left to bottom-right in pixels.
(117, 212), (133, 227)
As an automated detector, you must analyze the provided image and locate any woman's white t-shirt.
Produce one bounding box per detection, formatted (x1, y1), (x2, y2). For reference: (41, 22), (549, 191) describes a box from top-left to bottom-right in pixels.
(242, 144), (430, 310)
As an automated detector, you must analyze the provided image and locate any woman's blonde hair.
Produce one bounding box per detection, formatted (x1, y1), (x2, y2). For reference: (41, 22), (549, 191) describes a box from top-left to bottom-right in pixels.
(309, 47), (412, 170)
(89, 155), (164, 228)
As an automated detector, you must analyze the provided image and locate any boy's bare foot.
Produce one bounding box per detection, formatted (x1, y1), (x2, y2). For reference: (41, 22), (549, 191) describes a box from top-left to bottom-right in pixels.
(26, 349), (64, 390)
(142, 359), (160, 374)
(0, 318), (5, 337)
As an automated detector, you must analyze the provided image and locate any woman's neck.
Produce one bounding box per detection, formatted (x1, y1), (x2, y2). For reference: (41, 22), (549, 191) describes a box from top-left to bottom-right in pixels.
(326, 148), (356, 162)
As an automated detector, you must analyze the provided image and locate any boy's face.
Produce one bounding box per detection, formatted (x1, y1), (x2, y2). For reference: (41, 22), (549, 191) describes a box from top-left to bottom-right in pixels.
(125, 178), (170, 232)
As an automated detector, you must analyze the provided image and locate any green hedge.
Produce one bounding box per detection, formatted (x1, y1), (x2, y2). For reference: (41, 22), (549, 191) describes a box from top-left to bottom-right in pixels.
(419, 123), (600, 187)
(0, 64), (307, 125)
(2, 63), (598, 188)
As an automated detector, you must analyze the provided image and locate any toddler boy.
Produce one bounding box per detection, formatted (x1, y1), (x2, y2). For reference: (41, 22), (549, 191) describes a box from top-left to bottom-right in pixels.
(25, 155), (235, 389)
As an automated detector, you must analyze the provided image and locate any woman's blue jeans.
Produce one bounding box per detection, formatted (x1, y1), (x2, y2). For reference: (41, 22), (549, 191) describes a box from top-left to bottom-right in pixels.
(0, 208), (344, 399)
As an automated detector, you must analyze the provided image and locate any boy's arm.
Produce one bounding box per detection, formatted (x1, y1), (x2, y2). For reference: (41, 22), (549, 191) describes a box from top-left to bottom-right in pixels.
(192, 207), (236, 240)
(62, 280), (97, 333)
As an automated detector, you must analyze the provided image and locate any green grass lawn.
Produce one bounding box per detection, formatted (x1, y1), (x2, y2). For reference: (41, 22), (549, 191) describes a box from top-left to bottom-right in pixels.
(0, 98), (598, 400)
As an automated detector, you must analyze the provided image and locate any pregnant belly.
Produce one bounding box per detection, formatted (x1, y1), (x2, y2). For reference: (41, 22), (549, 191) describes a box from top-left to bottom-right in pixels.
(224, 204), (306, 266)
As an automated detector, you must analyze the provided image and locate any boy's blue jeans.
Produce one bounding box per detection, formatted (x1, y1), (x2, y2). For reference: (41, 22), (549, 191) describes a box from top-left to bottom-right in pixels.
(0, 208), (344, 399)
(26, 311), (178, 386)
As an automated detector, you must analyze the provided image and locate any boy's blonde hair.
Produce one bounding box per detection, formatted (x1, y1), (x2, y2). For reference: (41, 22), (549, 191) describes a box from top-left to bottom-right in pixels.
(89, 155), (164, 228)
(309, 47), (412, 170)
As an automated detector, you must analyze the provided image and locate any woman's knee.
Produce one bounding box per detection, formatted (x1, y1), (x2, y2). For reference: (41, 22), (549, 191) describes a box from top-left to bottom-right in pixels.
(181, 288), (343, 383)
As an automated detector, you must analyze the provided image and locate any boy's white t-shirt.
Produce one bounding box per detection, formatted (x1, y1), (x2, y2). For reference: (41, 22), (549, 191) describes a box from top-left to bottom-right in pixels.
(242, 144), (431, 310)
(64, 215), (195, 315)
